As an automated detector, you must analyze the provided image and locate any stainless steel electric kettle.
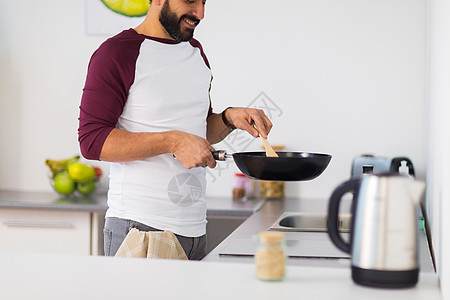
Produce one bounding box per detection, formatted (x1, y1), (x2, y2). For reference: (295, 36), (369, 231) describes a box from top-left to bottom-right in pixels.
(327, 173), (426, 288)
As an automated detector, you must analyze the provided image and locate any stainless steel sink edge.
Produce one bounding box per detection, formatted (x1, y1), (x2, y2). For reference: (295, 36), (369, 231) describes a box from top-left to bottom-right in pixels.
(268, 211), (351, 232)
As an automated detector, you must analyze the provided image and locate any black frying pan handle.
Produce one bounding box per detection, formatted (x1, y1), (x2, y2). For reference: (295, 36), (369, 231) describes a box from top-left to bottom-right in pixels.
(211, 150), (227, 161)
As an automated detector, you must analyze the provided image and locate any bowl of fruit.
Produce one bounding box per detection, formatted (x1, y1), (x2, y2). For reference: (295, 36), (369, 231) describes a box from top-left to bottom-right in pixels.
(46, 155), (103, 197)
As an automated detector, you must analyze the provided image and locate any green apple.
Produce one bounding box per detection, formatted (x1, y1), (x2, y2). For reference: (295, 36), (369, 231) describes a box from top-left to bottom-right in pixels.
(53, 173), (75, 195)
(77, 180), (96, 196)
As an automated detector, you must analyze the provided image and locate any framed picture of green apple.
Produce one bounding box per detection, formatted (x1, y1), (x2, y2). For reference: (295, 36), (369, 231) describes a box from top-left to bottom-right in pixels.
(85, 0), (150, 36)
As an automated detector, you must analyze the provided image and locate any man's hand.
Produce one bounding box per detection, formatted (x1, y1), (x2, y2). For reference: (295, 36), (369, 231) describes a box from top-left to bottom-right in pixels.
(223, 107), (273, 139)
(169, 131), (217, 169)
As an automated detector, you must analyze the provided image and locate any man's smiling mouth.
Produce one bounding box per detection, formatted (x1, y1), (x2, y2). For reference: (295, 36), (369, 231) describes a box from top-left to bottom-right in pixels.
(183, 17), (199, 29)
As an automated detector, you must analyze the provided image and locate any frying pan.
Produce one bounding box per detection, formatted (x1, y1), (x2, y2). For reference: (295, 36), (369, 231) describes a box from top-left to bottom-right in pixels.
(212, 150), (332, 181)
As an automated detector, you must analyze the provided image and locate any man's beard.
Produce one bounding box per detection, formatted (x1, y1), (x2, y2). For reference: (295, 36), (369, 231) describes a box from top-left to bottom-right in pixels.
(159, 0), (200, 42)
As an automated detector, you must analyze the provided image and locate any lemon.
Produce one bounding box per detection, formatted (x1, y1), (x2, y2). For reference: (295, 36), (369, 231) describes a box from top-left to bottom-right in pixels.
(101, 0), (150, 17)
(68, 163), (96, 183)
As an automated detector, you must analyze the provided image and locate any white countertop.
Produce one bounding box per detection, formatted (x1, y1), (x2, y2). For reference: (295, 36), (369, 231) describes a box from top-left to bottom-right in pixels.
(0, 252), (440, 300)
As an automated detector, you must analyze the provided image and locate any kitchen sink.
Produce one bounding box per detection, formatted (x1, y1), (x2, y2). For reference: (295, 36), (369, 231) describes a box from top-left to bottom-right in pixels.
(219, 212), (352, 259)
(268, 212), (351, 232)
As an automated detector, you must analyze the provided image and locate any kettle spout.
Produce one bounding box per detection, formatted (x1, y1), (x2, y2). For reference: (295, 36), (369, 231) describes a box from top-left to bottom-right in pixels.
(409, 180), (426, 205)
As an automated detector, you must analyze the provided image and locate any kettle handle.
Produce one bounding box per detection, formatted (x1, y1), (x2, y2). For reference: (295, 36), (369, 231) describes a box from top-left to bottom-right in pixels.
(327, 179), (360, 254)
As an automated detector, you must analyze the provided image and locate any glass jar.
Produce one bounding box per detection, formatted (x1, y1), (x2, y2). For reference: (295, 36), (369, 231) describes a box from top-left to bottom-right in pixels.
(260, 181), (285, 199)
(246, 178), (259, 199)
(255, 232), (286, 281)
(233, 173), (260, 200)
(259, 144), (286, 199)
(232, 173), (247, 199)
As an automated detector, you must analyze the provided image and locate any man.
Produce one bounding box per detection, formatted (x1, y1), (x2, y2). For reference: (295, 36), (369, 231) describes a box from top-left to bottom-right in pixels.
(78, 0), (272, 259)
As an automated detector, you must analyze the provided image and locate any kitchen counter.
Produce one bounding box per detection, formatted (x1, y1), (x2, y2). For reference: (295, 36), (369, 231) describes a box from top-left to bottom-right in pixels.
(0, 190), (108, 212)
(0, 251), (440, 300)
(0, 190), (264, 216)
(0, 192), (440, 298)
(0, 191), (436, 272)
(206, 196), (265, 217)
(204, 197), (436, 273)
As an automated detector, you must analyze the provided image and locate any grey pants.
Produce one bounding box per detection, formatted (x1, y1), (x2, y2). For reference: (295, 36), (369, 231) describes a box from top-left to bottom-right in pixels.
(103, 217), (207, 260)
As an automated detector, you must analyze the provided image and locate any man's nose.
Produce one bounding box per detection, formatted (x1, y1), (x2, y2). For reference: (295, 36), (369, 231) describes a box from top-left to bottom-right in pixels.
(191, 1), (205, 20)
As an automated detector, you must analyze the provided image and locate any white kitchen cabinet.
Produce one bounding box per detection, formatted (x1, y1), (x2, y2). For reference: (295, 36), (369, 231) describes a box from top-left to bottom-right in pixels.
(0, 208), (103, 255)
(91, 211), (106, 255)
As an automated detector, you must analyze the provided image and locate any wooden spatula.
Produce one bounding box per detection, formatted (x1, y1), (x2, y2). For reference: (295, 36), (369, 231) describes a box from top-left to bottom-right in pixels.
(261, 137), (279, 157)
(253, 124), (279, 158)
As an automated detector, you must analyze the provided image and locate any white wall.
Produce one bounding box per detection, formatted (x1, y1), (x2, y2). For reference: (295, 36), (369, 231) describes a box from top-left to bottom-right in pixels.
(0, 0), (427, 201)
(0, 1), (107, 191)
(197, 0), (427, 198)
(427, 0), (450, 298)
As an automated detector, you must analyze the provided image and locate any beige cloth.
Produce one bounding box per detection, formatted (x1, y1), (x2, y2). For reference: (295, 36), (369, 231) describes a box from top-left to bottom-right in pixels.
(115, 228), (188, 260)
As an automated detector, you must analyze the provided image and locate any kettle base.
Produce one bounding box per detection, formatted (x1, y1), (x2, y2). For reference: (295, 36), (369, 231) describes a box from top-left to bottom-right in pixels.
(352, 266), (419, 289)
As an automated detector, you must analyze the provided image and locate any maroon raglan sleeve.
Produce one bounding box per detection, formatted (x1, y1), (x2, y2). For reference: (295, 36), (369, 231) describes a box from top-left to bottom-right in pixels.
(78, 31), (143, 160)
(190, 38), (213, 117)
